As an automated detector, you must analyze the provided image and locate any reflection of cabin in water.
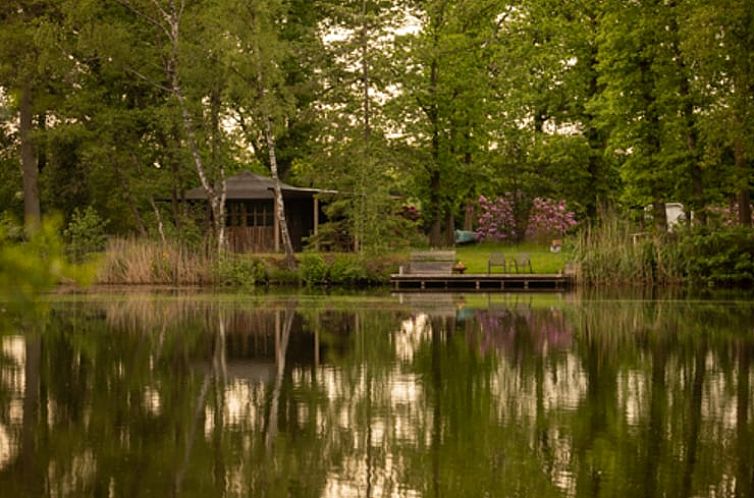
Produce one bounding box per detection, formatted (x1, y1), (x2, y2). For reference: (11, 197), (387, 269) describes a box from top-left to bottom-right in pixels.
(184, 171), (332, 253)
(223, 308), (357, 368)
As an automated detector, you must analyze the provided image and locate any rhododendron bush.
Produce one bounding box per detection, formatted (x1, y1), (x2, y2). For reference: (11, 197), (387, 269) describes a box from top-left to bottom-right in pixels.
(476, 195), (516, 240)
(525, 197), (578, 239)
(476, 195), (577, 241)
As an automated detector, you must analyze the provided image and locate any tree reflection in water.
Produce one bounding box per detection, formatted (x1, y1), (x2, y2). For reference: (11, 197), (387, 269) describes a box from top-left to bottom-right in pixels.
(0, 292), (752, 497)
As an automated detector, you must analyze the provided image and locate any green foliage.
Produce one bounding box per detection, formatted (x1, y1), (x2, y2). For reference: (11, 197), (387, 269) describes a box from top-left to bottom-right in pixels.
(266, 266), (300, 285)
(0, 212), (24, 242)
(299, 253), (396, 287)
(328, 254), (368, 285)
(2, 0), (754, 287)
(299, 253), (329, 286)
(680, 228), (754, 286)
(574, 214), (754, 287)
(98, 238), (214, 285)
(309, 197), (423, 254)
(214, 256), (268, 288)
(0, 217), (95, 301)
(573, 214), (685, 286)
(64, 206), (108, 262)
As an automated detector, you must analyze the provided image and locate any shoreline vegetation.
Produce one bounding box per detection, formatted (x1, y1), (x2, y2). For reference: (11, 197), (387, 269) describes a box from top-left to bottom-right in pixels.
(3, 216), (753, 294)
(92, 222), (753, 289)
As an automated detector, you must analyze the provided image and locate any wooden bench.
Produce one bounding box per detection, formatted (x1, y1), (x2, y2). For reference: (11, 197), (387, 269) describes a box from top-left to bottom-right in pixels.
(407, 251), (456, 275)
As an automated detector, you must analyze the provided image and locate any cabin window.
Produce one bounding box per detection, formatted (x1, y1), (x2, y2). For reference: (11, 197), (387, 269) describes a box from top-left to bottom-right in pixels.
(246, 201), (274, 227)
(225, 201), (274, 227)
(226, 203), (241, 227)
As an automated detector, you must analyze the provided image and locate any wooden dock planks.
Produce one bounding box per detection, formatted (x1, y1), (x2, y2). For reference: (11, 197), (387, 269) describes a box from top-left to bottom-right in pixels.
(390, 273), (572, 292)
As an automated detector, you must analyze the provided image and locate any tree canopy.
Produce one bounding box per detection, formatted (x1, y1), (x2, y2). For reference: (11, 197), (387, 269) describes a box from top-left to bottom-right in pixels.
(1, 0), (752, 250)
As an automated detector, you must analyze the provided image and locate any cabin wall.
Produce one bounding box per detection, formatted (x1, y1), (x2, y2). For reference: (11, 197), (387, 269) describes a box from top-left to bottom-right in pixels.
(224, 198), (319, 253)
(225, 200), (276, 252)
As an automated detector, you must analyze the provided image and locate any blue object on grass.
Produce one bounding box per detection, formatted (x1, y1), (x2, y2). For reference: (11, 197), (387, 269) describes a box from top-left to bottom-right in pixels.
(454, 230), (478, 245)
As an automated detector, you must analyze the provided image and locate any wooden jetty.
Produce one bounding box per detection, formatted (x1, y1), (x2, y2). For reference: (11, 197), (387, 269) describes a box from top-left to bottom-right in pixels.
(390, 273), (572, 292)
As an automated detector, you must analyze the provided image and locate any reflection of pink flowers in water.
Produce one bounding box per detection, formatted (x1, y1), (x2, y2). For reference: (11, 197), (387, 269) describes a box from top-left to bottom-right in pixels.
(470, 307), (572, 356)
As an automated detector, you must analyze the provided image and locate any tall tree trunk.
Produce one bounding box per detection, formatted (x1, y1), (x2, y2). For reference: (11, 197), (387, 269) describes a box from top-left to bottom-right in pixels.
(247, 8), (296, 267)
(19, 80), (40, 233)
(428, 57), (444, 247)
(669, 0), (706, 225)
(426, 4), (447, 248)
(247, 17), (296, 269)
(160, 1), (226, 254)
(638, 53), (667, 231)
(361, 0), (371, 146)
(652, 199), (667, 232)
(444, 210), (454, 246)
(429, 169), (443, 246)
(264, 117), (297, 268)
(584, 18), (606, 221)
(355, 0), (371, 253)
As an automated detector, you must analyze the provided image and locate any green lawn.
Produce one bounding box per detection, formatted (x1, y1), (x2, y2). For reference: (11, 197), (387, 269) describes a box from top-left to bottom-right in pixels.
(454, 242), (571, 274)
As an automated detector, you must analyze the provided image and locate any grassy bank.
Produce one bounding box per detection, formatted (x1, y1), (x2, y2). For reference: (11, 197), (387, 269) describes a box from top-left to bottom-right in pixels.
(94, 238), (571, 288)
(455, 242), (568, 274)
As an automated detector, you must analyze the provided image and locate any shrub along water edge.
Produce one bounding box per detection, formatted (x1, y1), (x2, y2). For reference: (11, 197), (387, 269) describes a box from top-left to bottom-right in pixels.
(573, 217), (684, 286)
(96, 238), (404, 287)
(97, 238), (215, 285)
(573, 215), (754, 287)
(96, 225), (754, 289)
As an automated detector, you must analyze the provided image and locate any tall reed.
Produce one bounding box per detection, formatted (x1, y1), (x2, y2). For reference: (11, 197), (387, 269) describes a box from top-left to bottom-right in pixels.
(97, 238), (215, 285)
(572, 215), (684, 286)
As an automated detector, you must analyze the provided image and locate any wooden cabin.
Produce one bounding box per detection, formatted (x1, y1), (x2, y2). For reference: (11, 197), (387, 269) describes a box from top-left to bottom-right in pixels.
(184, 171), (331, 252)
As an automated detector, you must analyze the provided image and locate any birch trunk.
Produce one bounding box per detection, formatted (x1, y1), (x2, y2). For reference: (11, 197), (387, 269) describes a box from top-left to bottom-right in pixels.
(250, 10), (296, 268)
(158, 0), (226, 253)
(263, 116), (297, 268)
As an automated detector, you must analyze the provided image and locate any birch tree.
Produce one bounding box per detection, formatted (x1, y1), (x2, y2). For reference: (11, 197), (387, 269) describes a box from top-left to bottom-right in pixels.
(116, 0), (228, 251)
(220, 0), (297, 267)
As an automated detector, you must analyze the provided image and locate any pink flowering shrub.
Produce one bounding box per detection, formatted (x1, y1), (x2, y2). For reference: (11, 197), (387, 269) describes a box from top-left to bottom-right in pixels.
(525, 197), (578, 239)
(476, 195), (577, 242)
(476, 195), (516, 241)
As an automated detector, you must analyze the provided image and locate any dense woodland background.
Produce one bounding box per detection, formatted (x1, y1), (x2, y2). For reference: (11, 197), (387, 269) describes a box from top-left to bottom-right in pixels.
(1, 0), (753, 252)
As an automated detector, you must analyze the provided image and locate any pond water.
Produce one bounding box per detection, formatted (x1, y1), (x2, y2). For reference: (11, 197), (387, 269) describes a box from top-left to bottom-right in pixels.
(1, 291), (754, 497)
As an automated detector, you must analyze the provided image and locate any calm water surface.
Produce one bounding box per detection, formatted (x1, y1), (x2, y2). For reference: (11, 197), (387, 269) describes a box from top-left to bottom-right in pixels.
(2, 291), (754, 497)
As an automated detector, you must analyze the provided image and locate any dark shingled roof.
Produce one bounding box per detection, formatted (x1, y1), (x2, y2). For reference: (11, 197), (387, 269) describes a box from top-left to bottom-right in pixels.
(184, 171), (333, 200)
